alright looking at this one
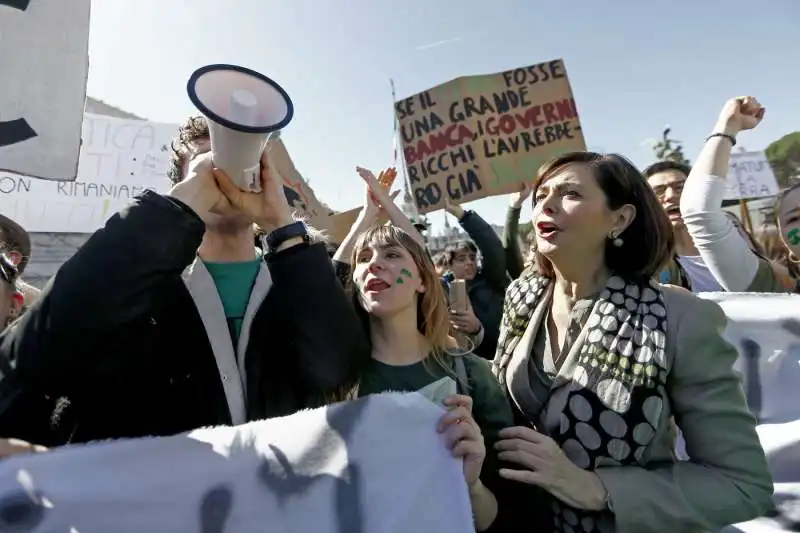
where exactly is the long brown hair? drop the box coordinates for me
[347,225,464,383]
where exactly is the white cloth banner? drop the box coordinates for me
[724,151,780,201]
[0,392,473,533]
[0,114,177,233]
[0,0,90,180]
[698,293,800,532]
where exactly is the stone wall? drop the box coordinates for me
[24,233,91,288]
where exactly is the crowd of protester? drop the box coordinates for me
[0,96,795,532]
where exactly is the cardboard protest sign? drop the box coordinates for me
[0,113,176,233]
[395,59,586,213]
[0,0,90,180]
[724,151,780,201]
[267,135,334,222]
[0,392,472,533]
[697,293,800,533]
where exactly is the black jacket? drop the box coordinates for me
[0,191,370,445]
[456,211,508,360]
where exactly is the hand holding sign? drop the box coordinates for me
[717,96,766,135]
[443,197,465,220]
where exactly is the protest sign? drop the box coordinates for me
[0,114,176,233]
[0,392,472,533]
[395,59,586,213]
[0,0,90,180]
[267,134,334,223]
[723,151,780,201]
[697,293,800,533]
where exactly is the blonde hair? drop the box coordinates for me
[348,225,464,382]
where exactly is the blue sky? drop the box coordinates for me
[86,0,800,231]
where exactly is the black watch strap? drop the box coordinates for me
[263,221,309,252]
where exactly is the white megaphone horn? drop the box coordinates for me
[187,64,294,193]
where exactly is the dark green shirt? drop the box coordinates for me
[358,353,513,471]
[204,258,262,344]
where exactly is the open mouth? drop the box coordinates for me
[536,221,561,239]
[365,278,391,292]
[665,205,682,218]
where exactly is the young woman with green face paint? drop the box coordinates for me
[777,184,800,255]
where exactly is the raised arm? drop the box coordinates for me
[446,201,507,292]
[333,167,400,265]
[0,191,204,383]
[503,183,532,280]
[356,167,425,247]
[267,240,370,393]
[680,97,786,291]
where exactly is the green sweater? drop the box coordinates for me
[358,353,514,525]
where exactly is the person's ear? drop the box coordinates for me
[609,204,636,236]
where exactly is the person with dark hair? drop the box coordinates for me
[442,200,507,360]
[0,116,369,449]
[642,160,712,291]
[492,152,772,532]
[0,254,23,330]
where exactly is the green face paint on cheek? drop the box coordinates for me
[401,268,413,279]
[395,277,404,284]
[788,228,800,246]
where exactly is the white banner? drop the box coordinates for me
[698,293,800,532]
[0,114,177,233]
[0,0,90,180]
[0,392,472,533]
[724,151,780,201]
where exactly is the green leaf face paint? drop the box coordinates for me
[788,228,800,246]
[395,277,404,284]
[401,268,413,279]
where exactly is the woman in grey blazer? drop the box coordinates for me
[492,152,773,532]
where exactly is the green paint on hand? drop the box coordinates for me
[401,268,413,279]
[788,228,800,246]
[396,277,404,284]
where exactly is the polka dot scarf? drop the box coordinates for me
[493,269,669,532]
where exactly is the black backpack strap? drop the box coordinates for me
[453,356,471,395]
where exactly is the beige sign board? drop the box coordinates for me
[395,59,586,214]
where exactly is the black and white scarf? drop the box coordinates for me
[493,268,670,533]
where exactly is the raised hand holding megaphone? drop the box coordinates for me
[187,64,294,193]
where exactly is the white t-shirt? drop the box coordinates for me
[677,255,723,293]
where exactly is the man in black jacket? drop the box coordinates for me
[0,118,370,448]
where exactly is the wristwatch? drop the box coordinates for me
[263,221,309,253]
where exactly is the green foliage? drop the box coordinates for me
[651,128,691,166]
[765,131,800,188]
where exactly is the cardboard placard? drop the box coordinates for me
[395,59,586,213]
[268,136,334,223]
[0,0,90,180]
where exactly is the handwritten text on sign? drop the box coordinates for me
[724,151,780,201]
[395,60,586,213]
[0,114,175,233]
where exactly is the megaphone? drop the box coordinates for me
[187,64,294,193]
